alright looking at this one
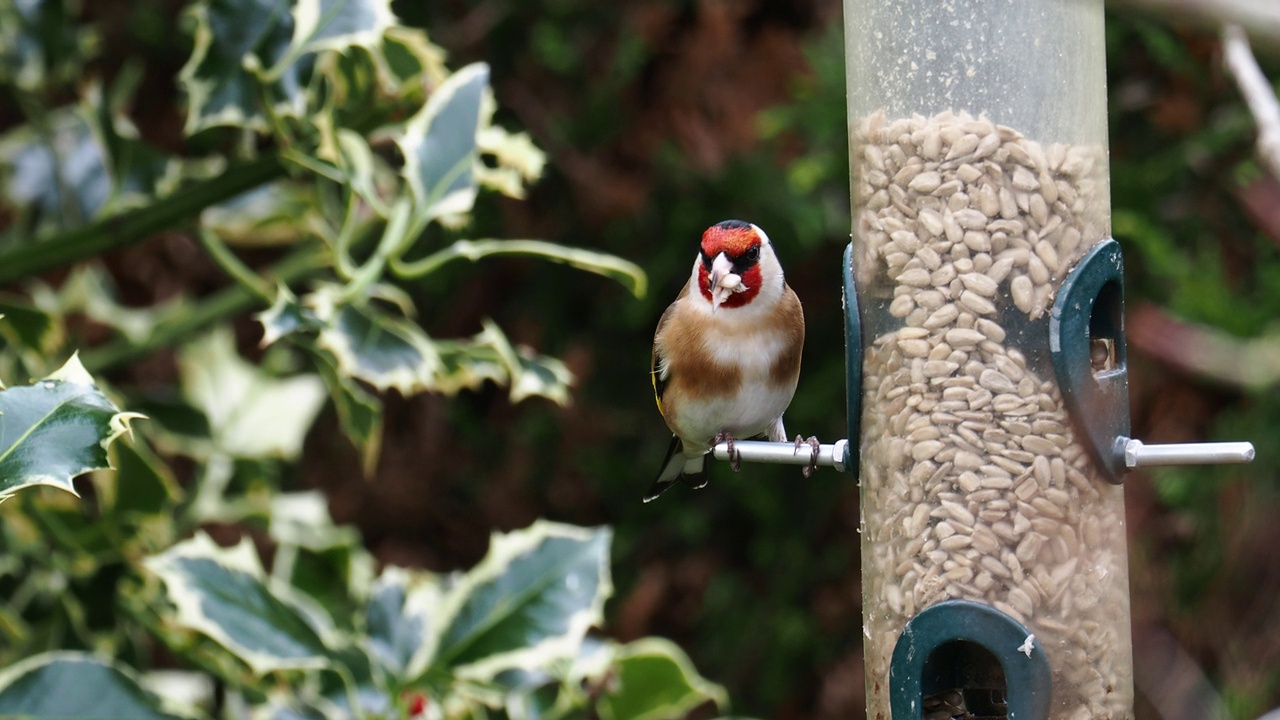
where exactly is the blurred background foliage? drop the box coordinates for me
[1,0,1279,717]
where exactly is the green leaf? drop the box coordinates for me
[599,639,729,720]
[145,532,333,674]
[0,652,188,719]
[366,566,444,676]
[0,353,142,500]
[288,0,394,56]
[433,521,612,679]
[312,297,440,394]
[178,327,327,459]
[179,0,304,133]
[396,62,488,222]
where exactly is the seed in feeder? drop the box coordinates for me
[973,132,1001,160]
[1022,435,1060,456]
[909,171,942,193]
[889,294,915,317]
[1011,275,1034,313]
[959,290,996,315]
[895,267,931,287]
[946,133,981,160]
[956,163,983,183]
[923,304,960,329]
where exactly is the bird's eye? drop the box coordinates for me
[743,245,760,262]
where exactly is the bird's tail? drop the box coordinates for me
[644,435,708,503]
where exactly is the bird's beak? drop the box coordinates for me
[708,253,742,313]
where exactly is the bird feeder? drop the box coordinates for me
[837,0,1253,718]
[710,0,1253,718]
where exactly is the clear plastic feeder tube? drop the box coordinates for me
[842,0,1134,718]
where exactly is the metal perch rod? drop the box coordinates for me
[712,439,849,473]
[709,438,1254,473]
[1123,439,1255,468]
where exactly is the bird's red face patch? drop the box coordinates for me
[698,264,762,308]
[697,222,764,309]
[700,223,758,259]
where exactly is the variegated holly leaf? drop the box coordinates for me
[0,295,64,358]
[396,62,488,224]
[429,521,611,680]
[99,436,183,516]
[145,532,334,674]
[179,0,305,133]
[366,566,445,677]
[481,321,573,406]
[475,125,546,199]
[0,99,169,233]
[38,264,191,344]
[438,320,573,405]
[0,652,189,719]
[201,181,316,246]
[598,639,729,720]
[392,238,647,298]
[0,108,110,229]
[256,286,321,347]
[335,128,392,216]
[372,25,447,95]
[177,328,326,459]
[312,297,440,394]
[435,319,570,404]
[0,354,141,500]
[0,0,91,92]
[314,349,383,477]
[287,0,394,57]
[269,491,373,618]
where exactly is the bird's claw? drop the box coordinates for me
[793,435,821,478]
[715,431,741,472]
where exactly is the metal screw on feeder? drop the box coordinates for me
[706,0,1256,718]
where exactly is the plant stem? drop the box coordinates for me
[198,229,276,302]
[0,155,284,288]
[80,241,326,373]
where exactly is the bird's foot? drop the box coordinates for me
[794,435,821,478]
[715,431,741,472]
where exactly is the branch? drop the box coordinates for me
[0,156,284,288]
[1223,23,1280,181]
[1128,302,1280,390]
[1111,0,1280,45]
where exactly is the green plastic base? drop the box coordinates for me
[890,600,1052,719]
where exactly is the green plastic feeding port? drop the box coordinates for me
[1049,238,1129,485]
[890,600,1052,720]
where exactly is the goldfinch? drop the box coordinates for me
[646,220,806,502]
